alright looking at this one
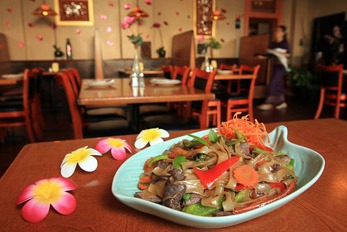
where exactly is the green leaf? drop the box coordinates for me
[148,154,168,167]
[173,155,187,169]
[188,134,209,146]
[208,129,218,143]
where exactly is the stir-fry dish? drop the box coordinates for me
[135,114,298,216]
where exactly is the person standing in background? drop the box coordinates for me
[322,25,345,65]
[258,25,290,110]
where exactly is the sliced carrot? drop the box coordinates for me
[138,175,152,190]
[138,183,149,190]
[256,159,267,167]
[168,146,191,159]
[233,165,259,188]
[144,158,154,173]
[218,113,269,149]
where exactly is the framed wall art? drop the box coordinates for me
[54,0,94,26]
[194,0,214,36]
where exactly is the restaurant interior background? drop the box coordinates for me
[1,0,346,65]
[0,0,346,159]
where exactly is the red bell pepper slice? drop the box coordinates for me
[269,182,286,191]
[194,156,240,189]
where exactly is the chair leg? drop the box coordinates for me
[248,100,254,122]
[226,100,231,121]
[334,94,341,119]
[314,89,325,119]
[216,101,221,127]
[24,114,36,143]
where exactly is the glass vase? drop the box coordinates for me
[131,45,144,87]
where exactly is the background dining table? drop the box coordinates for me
[0,118,346,231]
[78,78,215,129]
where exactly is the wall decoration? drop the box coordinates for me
[195,0,213,36]
[54,0,94,26]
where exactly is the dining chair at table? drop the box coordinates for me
[65,69,127,123]
[162,65,174,79]
[0,69,36,143]
[219,63,239,93]
[189,68,219,128]
[223,64,260,122]
[172,65,190,85]
[0,67,44,140]
[142,68,217,130]
[314,64,347,119]
[55,72,134,139]
[138,65,178,117]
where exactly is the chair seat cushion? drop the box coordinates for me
[142,114,200,131]
[84,107,127,122]
[139,103,172,117]
[83,119,134,138]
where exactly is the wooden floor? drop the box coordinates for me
[0,95,346,177]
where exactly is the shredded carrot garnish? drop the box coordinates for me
[233,165,259,188]
[218,113,269,149]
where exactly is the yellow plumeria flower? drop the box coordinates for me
[134,128,169,149]
[60,146,102,178]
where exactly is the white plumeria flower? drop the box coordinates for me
[134,128,169,149]
[60,146,102,178]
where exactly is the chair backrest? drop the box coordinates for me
[240,64,260,101]
[65,69,80,98]
[189,68,216,93]
[319,64,345,93]
[173,65,190,85]
[55,71,84,139]
[71,68,82,90]
[21,69,30,113]
[162,65,174,79]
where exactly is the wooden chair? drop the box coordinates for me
[162,65,174,79]
[0,69,35,143]
[141,68,216,130]
[314,64,347,119]
[55,72,133,139]
[172,65,190,85]
[139,65,177,117]
[225,64,260,122]
[190,68,219,128]
[219,63,239,93]
[65,69,127,122]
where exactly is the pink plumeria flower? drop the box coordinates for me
[96,138,132,160]
[16,177,77,223]
[60,146,102,178]
[135,128,169,149]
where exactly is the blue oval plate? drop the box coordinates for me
[111,126,325,228]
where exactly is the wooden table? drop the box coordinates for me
[0,78,21,86]
[78,78,215,128]
[118,69,164,76]
[0,119,346,231]
[215,73,255,81]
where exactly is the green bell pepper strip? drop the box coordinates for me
[173,155,187,169]
[148,154,168,167]
[194,156,240,189]
[182,203,219,216]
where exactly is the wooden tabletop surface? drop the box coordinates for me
[78,78,215,106]
[0,118,346,231]
[119,69,164,76]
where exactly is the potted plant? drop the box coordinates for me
[289,66,319,99]
[152,22,166,58]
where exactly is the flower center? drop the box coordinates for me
[107,138,125,148]
[66,148,90,164]
[33,180,63,204]
[142,129,160,141]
